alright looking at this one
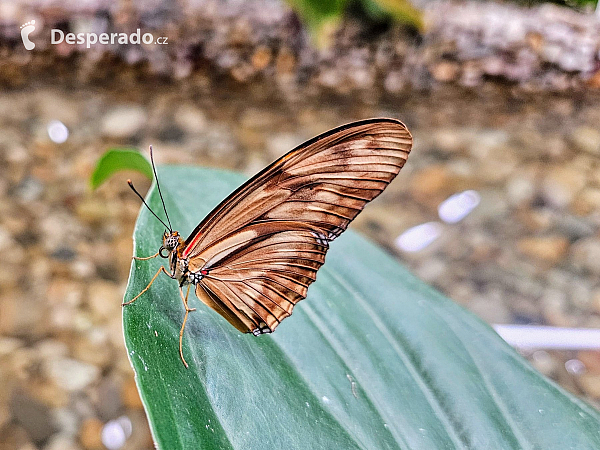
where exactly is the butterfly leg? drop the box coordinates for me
[132,251,160,260]
[122,266,168,306]
[178,284,195,368]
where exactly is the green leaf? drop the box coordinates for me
[285,0,348,47]
[90,148,153,189]
[364,0,423,29]
[124,166,600,449]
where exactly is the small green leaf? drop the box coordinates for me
[285,0,349,47]
[364,0,423,29]
[124,166,600,449]
[90,148,153,189]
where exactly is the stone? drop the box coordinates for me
[570,238,600,276]
[0,290,48,338]
[530,350,558,377]
[577,351,600,375]
[52,407,79,438]
[76,198,114,225]
[540,165,586,208]
[101,106,147,139]
[517,235,569,265]
[505,171,537,207]
[80,417,104,450]
[45,358,100,392]
[10,390,57,444]
[466,190,509,223]
[578,374,600,399]
[468,291,512,324]
[541,288,573,327]
[122,376,144,410]
[86,281,121,322]
[96,375,123,420]
[0,337,24,357]
[44,433,81,450]
[408,166,451,205]
[173,104,207,135]
[266,133,301,159]
[251,46,272,70]
[431,61,459,82]
[571,126,600,156]
[573,188,600,216]
[73,328,113,368]
[593,290,600,315]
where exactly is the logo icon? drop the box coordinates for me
[20,20,35,50]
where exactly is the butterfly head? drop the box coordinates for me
[159,230,183,258]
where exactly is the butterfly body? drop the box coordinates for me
[126,118,413,366]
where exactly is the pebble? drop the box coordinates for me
[517,236,569,265]
[80,417,104,450]
[101,106,147,139]
[469,293,512,324]
[86,281,122,322]
[10,391,57,444]
[45,358,100,392]
[541,165,586,209]
[571,126,600,156]
[577,351,600,375]
[570,238,600,276]
[578,374,600,399]
[122,380,144,411]
[44,433,81,450]
[173,104,208,135]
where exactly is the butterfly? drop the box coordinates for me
[124,118,412,367]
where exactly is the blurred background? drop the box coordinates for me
[1,0,600,448]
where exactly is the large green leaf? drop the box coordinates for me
[123,166,600,449]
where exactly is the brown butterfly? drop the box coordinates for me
[124,118,412,367]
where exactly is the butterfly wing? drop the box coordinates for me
[185,118,412,334]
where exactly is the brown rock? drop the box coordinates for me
[86,281,121,322]
[79,417,104,450]
[517,236,569,265]
[570,238,600,275]
[572,188,600,216]
[409,166,466,206]
[73,329,114,368]
[571,126,600,156]
[593,290,600,315]
[0,291,48,338]
[577,351,600,375]
[251,46,272,70]
[541,165,587,208]
[45,358,100,392]
[578,374,600,399]
[173,104,207,135]
[122,376,144,410]
[431,61,459,82]
[276,47,295,75]
[45,433,81,450]
[76,198,114,225]
[10,390,57,444]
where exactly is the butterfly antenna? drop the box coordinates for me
[149,145,173,232]
[127,179,171,231]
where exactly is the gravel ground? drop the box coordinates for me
[0,80,599,449]
[0,0,600,448]
[1,0,600,91]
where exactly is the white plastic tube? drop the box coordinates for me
[493,324,600,350]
